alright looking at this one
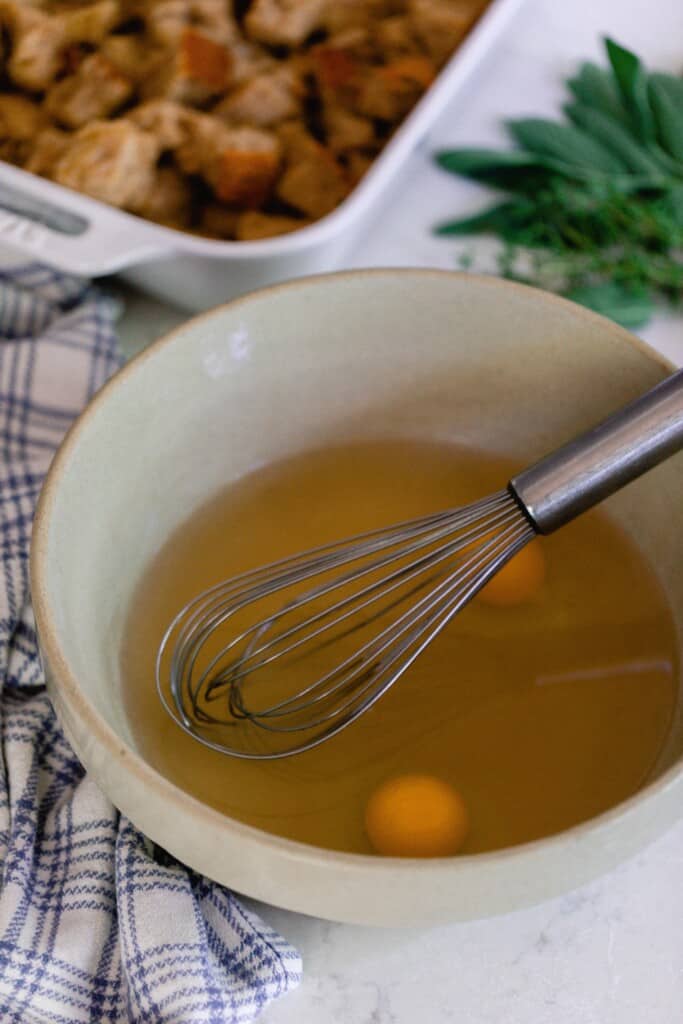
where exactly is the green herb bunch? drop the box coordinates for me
[434,38,683,328]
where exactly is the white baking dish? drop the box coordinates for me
[0,0,524,310]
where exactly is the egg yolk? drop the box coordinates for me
[364,774,469,857]
[477,539,546,607]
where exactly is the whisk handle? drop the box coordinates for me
[510,368,683,534]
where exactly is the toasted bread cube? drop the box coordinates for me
[245,0,327,48]
[215,149,279,206]
[143,28,232,104]
[45,54,133,129]
[325,26,374,59]
[408,0,479,65]
[24,127,70,176]
[323,104,374,154]
[102,35,165,82]
[133,165,191,225]
[375,16,422,60]
[0,94,45,141]
[355,56,435,120]
[0,94,45,163]
[1,2,65,90]
[146,0,237,47]
[213,128,281,207]
[130,99,193,150]
[1,0,121,90]
[146,0,190,45]
[199,202,238,239]
[181,28,232,90]
[173,110,216,173]
[323,0,393,34]
[54,120,160,209]
[227,38,275,86]
[276,125,349,218]
[173,110,236,174]
[276,157,349,218]
[346,149,373,185]
[235,210,307,240]
[214,67,302,128]
[61,0,121,45]
[311,44,359,91]
[174,116,280,207]
[385,56,437,89]
[194,0,236,39]
[323,1,368,33]
[276,120,317,160]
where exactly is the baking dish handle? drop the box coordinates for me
[0,163,169,275]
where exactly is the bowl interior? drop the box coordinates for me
[34,271,683,922]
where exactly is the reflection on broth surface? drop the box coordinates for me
[122,440,678,855]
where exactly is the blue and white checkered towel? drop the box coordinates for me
[0,264,301,1023]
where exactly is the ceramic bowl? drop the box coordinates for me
[31,271,683,926]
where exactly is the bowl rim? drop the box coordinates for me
[30,267,681,883]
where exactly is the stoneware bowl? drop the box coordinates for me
[31,270,683,927]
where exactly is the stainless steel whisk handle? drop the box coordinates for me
[510,368,683,534]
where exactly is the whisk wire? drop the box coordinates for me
[226,510,529,722]
[207,493,522,693]
[157,488,535,756]
[165,509,468,717]
[169,494,507,714]
[228,517,532,734]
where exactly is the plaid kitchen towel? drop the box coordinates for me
[0,264,301,1024]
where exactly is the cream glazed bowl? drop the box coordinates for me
[31,270,683,927]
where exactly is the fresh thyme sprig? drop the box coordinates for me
[434,38,683,328]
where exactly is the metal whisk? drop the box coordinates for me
[157,369,683,759]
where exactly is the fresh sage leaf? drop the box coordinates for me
[435,199,536,238]
[435,149,540,172]
[506,118,626,174]
[435,148,543,176]
[564,102,669,178]
[648,74,683,161]
[435,149,555,193]
[605,37,656,142]
[568,62,629,125]
[434,146,597,191]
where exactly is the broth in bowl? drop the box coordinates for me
[121,437,678,856]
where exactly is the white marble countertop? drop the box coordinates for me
[100,0,683,1020]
